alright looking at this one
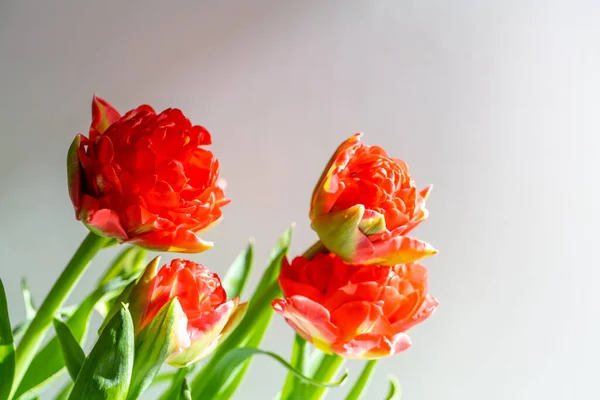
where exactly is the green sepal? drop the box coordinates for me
[127,298,187,400]
[310,205,365,262]
[0,279,15,400]
[69,305,134,400]
[52,318,85,381]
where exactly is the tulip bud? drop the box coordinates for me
[310,133,437,265]
[124,257,247,368]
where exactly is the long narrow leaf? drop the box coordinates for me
[15,279,134,398]
[53,318,85,381]
[0,279,15,400]
[202,348,347,399]
[190,226,293,398]
[222,241,254,299]
[69,306,134,400]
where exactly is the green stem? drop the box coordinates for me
[281,334,309,399]
[344,360,377,400]
[306,353,345,400]
[11,232,109,397]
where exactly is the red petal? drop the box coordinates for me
[84,208,128,240]
[272,296,340,346]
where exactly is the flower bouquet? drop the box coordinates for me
[0,96,438,400]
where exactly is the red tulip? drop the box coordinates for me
[310,133,436,265]
[67,96,229,252]
[128,257,247,367]
[272,253,438,359]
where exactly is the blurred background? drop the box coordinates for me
[0,1,598,399]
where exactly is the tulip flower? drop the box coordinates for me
[310,133,437,265]
[67,96,229,253]
[272,253,438,359]
[127,257,247,367]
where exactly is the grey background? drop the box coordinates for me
[1,1,598,399]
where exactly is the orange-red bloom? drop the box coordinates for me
[310,133,436,265]
[129,258,247,367]
[67,96,229,252]
[272,253,438,359]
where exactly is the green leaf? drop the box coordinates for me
[69,305,134,400]
[178,378,192,400]
[127,299,186,400]
[202,348,347,399]
[344,360,377,400]
[189,226,294,398]
[21,279,36,320]
[54,382,73,400]
[385,376,401,400]
[53,318,85,381]
[0,279,16,400]
[14,279,134,398]
[222,241,254,299]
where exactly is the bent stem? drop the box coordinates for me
[11,232,110,397]
[344,360,377,400]
[306,353,345,400]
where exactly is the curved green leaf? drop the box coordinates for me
[222,241,254,299]
[385,376,401,400]
[202,347,347,399]
[0,279,15,400]
[69,306,134,400]
[53,318,85,381]
[190,226,293,398]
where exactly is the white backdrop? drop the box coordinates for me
[0,1,598,399]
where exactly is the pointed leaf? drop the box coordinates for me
[15,279,134,398]
[0,279,15,400]
[21,279,36,320]
[127,299,187,400]
[53,319,85,381]
[69,306,134,400]
[385,376,401,400]
[178,378,192,400]
[222,241,254,299]
[202,348,347,399]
